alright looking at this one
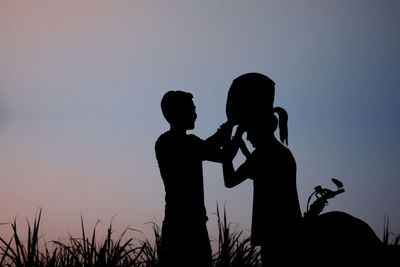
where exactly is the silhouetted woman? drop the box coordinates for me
[222,107,302,265]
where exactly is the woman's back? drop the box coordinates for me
[250,139,302,246]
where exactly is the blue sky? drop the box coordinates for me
[1,1,399,243]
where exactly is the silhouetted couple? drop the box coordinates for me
[155,73,302,267]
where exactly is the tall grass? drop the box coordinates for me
[50,216,145,267]
[383,215,400,246]
[0,209,42,267]
[213,205,261,267]
[1,208,398,267]
[0,210,155,267]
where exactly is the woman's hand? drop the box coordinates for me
[238,138,251,160]
[232,124,245,141]
[221,124,246,161]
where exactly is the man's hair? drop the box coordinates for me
[161,90,193,124]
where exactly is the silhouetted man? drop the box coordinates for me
[155,90,228,267]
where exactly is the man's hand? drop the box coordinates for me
[215,121,235,145]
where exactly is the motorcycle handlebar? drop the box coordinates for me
[335,188,345,195]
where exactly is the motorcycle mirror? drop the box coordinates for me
[314,185,323,194]
[332,178,343,189]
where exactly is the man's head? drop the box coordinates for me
[161,90,197,130]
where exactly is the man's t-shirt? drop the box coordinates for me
[155,131,208,222]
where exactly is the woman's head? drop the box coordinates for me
[243,107,288,147]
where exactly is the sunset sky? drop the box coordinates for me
[1,1,399,244]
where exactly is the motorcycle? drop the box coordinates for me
[300,178,384,263]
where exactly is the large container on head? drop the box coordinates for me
[226,73,276,125]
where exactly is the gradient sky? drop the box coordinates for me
[1,1,399,245]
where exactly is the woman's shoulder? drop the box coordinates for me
[280,142,293,154]
[253,140,296,161]
[268,140,296,165]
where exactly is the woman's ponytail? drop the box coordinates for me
[273,107,288,146]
